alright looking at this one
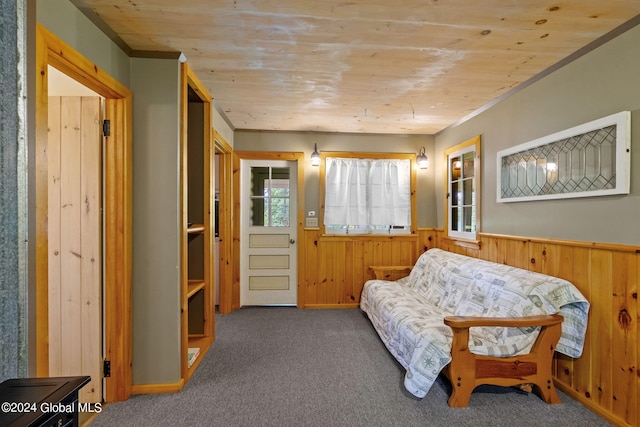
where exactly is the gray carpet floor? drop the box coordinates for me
[90,307,611,427]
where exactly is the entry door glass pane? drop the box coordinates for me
[249,166,290,227]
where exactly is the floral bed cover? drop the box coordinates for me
[360,248,590,398]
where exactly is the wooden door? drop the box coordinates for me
[47,96,102,403]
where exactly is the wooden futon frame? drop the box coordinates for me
[370,266,564,407]
[443,313,563,407]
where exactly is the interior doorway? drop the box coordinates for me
[214,133,233,313]
[35,24,133,402]
[47,67,104,403]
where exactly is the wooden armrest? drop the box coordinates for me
[445,313,564,407]
[369,265,413,280]
[444,314,563,329]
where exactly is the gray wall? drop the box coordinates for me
[35,0,183,385]
[213,105,234,148]
[37,0,130,86]
[234,131,437,228]
[130,58,182,385]
[435,23,640,246]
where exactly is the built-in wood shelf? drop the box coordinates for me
[187,224,205,234]
[186,335,213,377]
[181,62,214,385]
[187,280,205,299]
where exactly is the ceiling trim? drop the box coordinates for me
[233,128,427,138]
[69,0,132,55]
[71,0,234,128]
[129,50,182,59]
[70,0,182,60]
[437,12,640,137]
[213,101,236,132]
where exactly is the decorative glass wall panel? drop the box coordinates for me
[497,111,631,203]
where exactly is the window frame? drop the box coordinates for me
[248,167,292,227]
[319,152,417,236]
[443,135,482,248]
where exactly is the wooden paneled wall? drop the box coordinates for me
[300,228,640,427]
[299,230,438,308]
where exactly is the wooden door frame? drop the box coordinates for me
[214,132,234,314]
[35,24,133,402]
[228,152,305,312]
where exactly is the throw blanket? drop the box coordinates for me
[360,248,590,398]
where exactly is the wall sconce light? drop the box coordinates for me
[311,143,321,166]
[416,147,429,169]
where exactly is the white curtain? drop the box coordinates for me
[324,158,410,231]
[324,158,369,226]
[368,159,411,226]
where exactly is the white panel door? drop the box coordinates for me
[240,160,297,305]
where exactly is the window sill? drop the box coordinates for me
[319,233,418,240]
[442,236,482,250]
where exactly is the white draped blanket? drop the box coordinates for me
[360,248,590,398]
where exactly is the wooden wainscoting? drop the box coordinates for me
[300,229,440,308]
[437,231,639,427]
[301,227,639,426]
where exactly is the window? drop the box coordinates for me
[320,152,416,235]
[444,136,481,244]
[249,166,291,227]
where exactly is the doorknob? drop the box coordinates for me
[290,239,295,244]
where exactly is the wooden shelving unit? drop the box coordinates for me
[180,63,215,381]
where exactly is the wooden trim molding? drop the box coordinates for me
[443,135,482,243]
[214,134,234,314]
[131,379,185,395]
[36,24,133,402]
[441,236,481,250]
[34,24,49,379]
[304,304,360,309]
[479,232,640,253]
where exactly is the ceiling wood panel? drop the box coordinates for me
[79,0,640,134]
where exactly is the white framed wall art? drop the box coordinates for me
[497,111,631,203]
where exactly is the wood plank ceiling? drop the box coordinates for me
[77,1,640,134]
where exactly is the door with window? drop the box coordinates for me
[240,160,297,305]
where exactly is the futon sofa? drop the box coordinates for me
[360,248,589,406]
